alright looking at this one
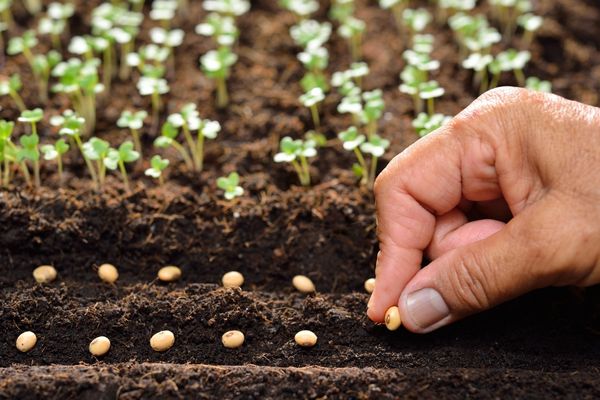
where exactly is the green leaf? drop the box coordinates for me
[18,108,44,123]
[118,141,140,163]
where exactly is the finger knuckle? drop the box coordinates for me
[446,250,494,312]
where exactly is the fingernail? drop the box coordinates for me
[405,288,450,330]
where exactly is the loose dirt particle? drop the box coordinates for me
[385,306,401,331]
[364,278,375,294]
[292,275,316,293]
[295,330,318,347]
[158,266,182,282]
[16,331,37,352]
[222,330,245,348]
[222,271,244,288]
[150,330,175,352]
[89,336,111,356]
[97,264,119,283]
[33,265,57,284]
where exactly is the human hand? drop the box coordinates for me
[368,87,600,333]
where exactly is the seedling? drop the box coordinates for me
[274,136,317,186]
[144,155,170,185]
[378,0,407,30]
[290,19,331,50]
[517,13,542,45]
[196,13,239,47]
[419,80,445,116]
[7,30,38,71]
[493,49,531,86]
[17,108,43,188]
[0,120,15,187]
[361,89,384,138]
[200,47,238,108]
[154,121,194,170]
[203,0,251,17]
[137,76,169,127]
[150,0,178,28]
[167,103,221,171]
[462,52,493,93]
[0,74,26,111]
[399,65,427,113]
[338,16,365,61]
[0,0,13,27]
[280,0,319,20]
[299,87,325,131]
[412,34,434,54]
[338,126,388,186]
[402,8,431,41]
[40,139,69,184]
[31,50,62,103]
[359,134,389,186]
[117,110,147,155]
[38,2,74,49]
[150,27,184,72]
[103,141,140,192]
[525,76,552,93]
[298,46,329,92]
[489,0,532,39]
[83,137,111,188]
[436,0,476,22]
[216,172,244,200]
[412,112,452,137]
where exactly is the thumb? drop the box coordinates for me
[397,196,585,333]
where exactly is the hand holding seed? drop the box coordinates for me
[369,88,600,333]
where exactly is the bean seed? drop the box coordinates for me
[150,330,175,352]
[89,336,111,356]
[158,266,181,282]
[385,306,401,331]
[98,264,119,283]
[364,278,375,294]
[292,275,315,293]
[222,271,244,288]
[16,331,37,352]
[222,330,245,348]
[294,330,318,347]
[33,265,57,284]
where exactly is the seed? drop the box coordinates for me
[33,265,57,284]
[364,278,375,294]
[150,330,175,352]
[222,330,245,348]
[89,336,111,356]
[222,271,244,288]
[158,266,181,282]
[292,275,316,293]
[385,306,402,331]
[98,264,119,283]
[295,330,318,347]
[16,331,37,352]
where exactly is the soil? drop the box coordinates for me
[1,0,600,398]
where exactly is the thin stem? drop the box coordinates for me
[170,140,194,169]
[427,98,435,116]
[3,158,10,187]
[57,156,63,186]
[74,134,99,189]
[118,159,130,192]
[310,104,320,131]
[369,156,378,188]
[216,77,228,109]
[353,147,368,185]
[33,159,40,188]
[299,155,311,186]
[181,124,199,169]
[103,44,113,94]
[20,162,31,187]
[151,91,161,133]
[514,69,525,87]
[131,128,142,157]
[195,132,205,171]
[158,174,164,186]
[367,120,377,139]
[291,159,306,186]
[489,72,500,89]
[10,90,26,111]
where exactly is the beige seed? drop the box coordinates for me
[221,330,245,349]
[364,278,375,294]
[150,330,175,352]
[16,331,37,352]
[222,271,244,288]
[294,330,318,347]
[98,264,119,283]
[89,336,111,356]
[158,266,181,282]
[292,275,316,294]
[33,265,57,284]
[385,306,402,331]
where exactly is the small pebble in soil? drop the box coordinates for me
[364,278,375,294]
[16,331,37,352]
[292,275,316,293]
[97,264,119,283]
[158,266,182,282]
[33,265,57,284]
[385,306,402,331]
[150,330,175,352]
[89,336,111,356]
[295,330,318,347]
[222,271,244,288]
[222,330,245,348]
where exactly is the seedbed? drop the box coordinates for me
[1,0,600,398]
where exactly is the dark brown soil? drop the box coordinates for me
[1,0,600,398]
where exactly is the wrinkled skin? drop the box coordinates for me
[368,87,600,333]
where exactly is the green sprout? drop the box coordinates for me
[117,110,147,155]
[40,139,69,184]
[339,127,389,186]
[359,134,389,186]
[38,2,74,50]
[280,0,319,20]
[145,155,170,185]
[32,50,62,103]
[492,49,531,87]
[290,19,332,49]
[517,13,542,45]
[412,112,452,137]
[0,74,26,111]
[525,76,552,93]
[0,120,15,187]
[378,0,408,30]
[436,0,476,22]
[7,30,39,78]
[137,75,169,128]
[412,34,434,54]
[0,0,13,28]
[338,16,365,61]
[166,103,221,171]
[489,0,532,39]
[402,8,432,40]
[150,0,178,28]
[200,47,238,108]
[462,52,493,93]
[399,65,427,113]
[150,27,184,72]
[449,13,500,59]
[361,89,385,138]
[196,13,240,47]
[299,87,325,131]
[274,136,317,186]
[217,172,244,200]
[203,0,250,17]
[22,0,41,14]
[419,80,445,116]
[16,131,40,189]
[154,121,194,169]
[83,137,112,189]
[329,0,354,23]
[298,46,329,92]
[103,141,140,192]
